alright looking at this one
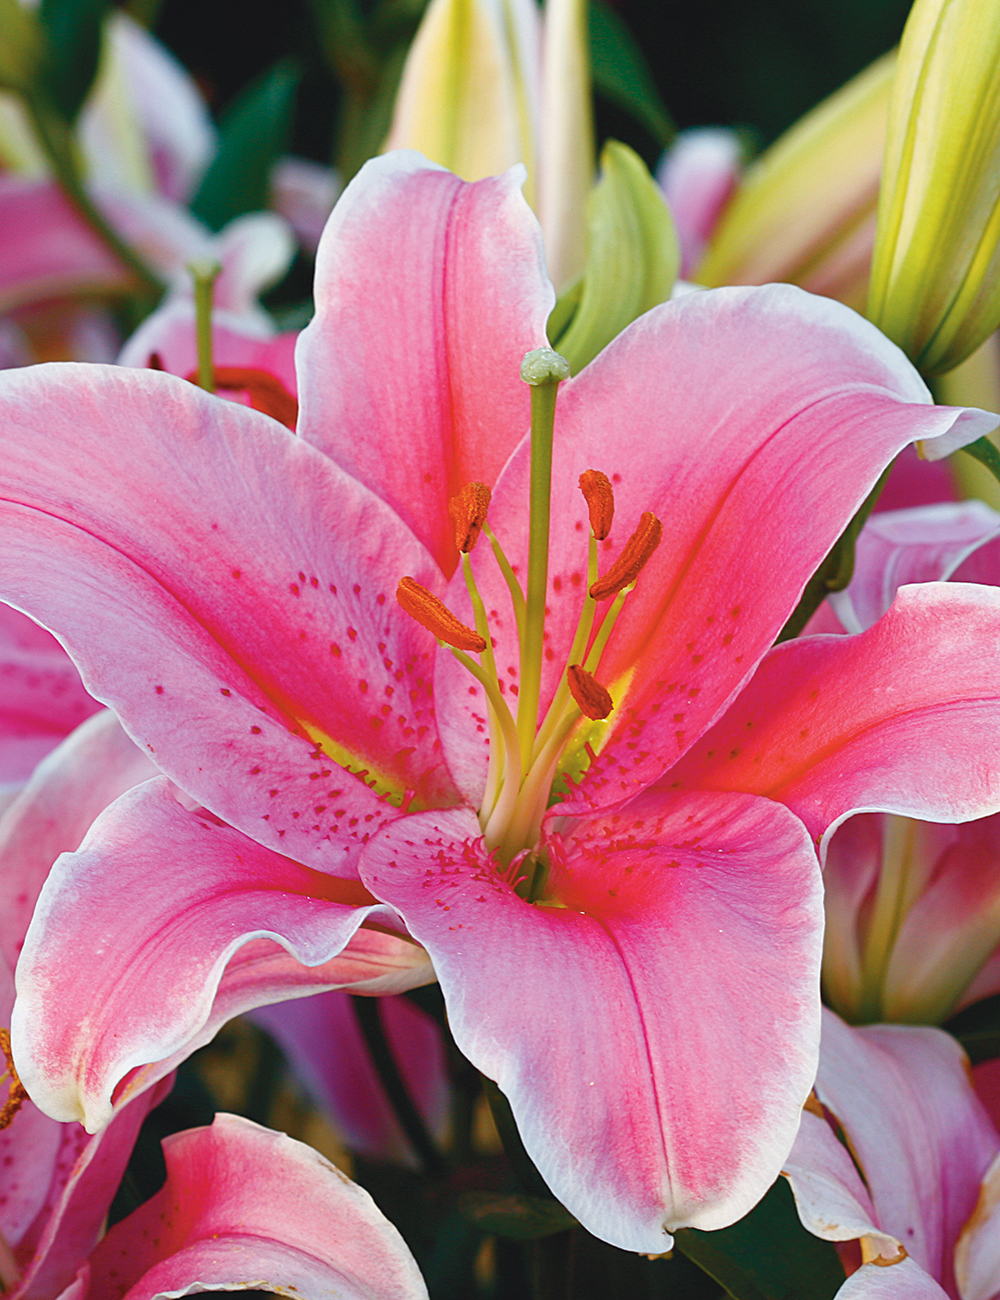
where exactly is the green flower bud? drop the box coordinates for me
[549,140,678,374]
[868,0,1000,376]
[0,0,43,94]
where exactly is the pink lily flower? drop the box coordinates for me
[0,709,168,1300]
[783,1008,1000,1299]
[802,501,1000,1024]
[67,1112,430,1300]
[2,153,1000,1252]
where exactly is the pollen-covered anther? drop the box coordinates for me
[449,482,492,553]
[0,1028,27,1130]
[396,577,487,652]
[567,664,614,720]
[578,469,614,540]
[589,512,663,600]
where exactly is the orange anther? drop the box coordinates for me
[396,578,487,652]
[578,470,614,540]
[567,664,614,720]
[0,1029,26,1131]
[183,366,299,430]
[449,482,492,553]
[589,512,663,601]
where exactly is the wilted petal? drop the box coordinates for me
[13,779,429,1131]
[668,583,1000,847]
[296,151,552,572]
[84,1114,429,1300]
[360,790,822,1252]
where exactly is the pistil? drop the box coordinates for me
[394,348,664,879]
[518,348,571,770]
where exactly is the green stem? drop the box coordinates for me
[22,89,164,303]
[189,260,221,393]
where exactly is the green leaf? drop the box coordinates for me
[944,992,1000,1064]
[549,139,679,374]
[37,0,108,120]
[458,1191,578,1241]
[958,435,1000,493]
[588,0,675,148]
[674,1178,845,1300]
[190,59,300,233]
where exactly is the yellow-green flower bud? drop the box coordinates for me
[383,0,539,203]
[868,0,1000,376]
[0,0,43,95]
[549,140,678,373]
[696,51,894,313]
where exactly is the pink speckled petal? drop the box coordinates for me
[296,151,552,573]
[359,789,822,1252]
[12,779,429,1131]
[0,363,458,873]
[668,583,1000,847]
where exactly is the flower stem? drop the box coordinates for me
[22,89,165,303]
[189,259,221,393]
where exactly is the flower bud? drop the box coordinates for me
[696,51,893,313]
[550,141,678,374]
[383,0,540,202]
[0,0,43,94]
[868,0,1000,376]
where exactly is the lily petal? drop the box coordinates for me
[13,778,430,1131]
[83,1114,429,1300]
[359,789,822,1252]
[296,151,552,572]
[667,583,1000,848]
[0,604,98,789]
[0,363,457,870]
[814,1011,998,1290]
[0,709,156,970]
[955,1151,1000,1300]
[826,501,1000,634]
[437,284,995,803]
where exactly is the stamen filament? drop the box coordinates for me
[518,348,570,771]
[583,583,634,673]
[483,522,526,641]
[500,707,582,862]
[462,553,505,819]
[449,647,523,841]
[534,533,599,759]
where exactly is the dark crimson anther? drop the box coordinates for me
[183,366,299,430]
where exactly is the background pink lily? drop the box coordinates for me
[803,500,1000,1024]
[2,152,1000,1253]
[783,1008,1000,1299]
